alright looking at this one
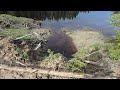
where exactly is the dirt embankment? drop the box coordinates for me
[0,14,120,79]
[0,30,117,79]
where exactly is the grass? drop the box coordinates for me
[45,49,62,60]
[39,49,66,70]
[65,29,105,50]
[15,47,29,61]
[107,14,120,60]
[105,31,120,60]
[67,58,86,72]
[109,13,120,27]
[0,29,32,40]
[61,29,106,72]
[0,14,116,73]
[0,14,34,24]
[67,49,87,72]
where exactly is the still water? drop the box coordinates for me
[41,11,115,36]
[0,11,118,57]
[1,11,116,36]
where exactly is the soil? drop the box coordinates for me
[0,14,120,79]
[0,33,119,79]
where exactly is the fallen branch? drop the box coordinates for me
[15,61,27,67]
[84,60,100,66]
[34,42,42,50]
[80,50,103,66]
[15,34,32,40]
[33,32,39,39]
[82,50,101,59]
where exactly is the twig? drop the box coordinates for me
[33,32,39,38]
[81,50,101,60]
[15,61,27,67]
[84,60,100,66]
[34,42,42,50]
[15,34,32,40]
[15,32,46,50]
[85,50,100,58]
[80,50,102,66]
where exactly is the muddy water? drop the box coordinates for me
[46,31,77,58]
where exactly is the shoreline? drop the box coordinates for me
[0,14,119,79]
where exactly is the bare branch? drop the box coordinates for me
[34,42,42,50]
[15,34,32,40]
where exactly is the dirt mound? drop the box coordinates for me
[0,36,66,71]
[0,37,19,61]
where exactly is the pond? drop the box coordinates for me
[0,11,118,58]
[0,11,116,36]
[42,11,115,36]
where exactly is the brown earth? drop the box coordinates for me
[0,30,120,79]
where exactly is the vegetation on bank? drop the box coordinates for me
[107,13,120,60]
[0,29,31,39]
[0,14,41,29]
[0,13,120,75]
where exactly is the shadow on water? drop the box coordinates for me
[46,31,78,58]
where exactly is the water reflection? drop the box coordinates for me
[0,11,80,20]
[0,11,118,36]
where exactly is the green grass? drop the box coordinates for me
[0,29,32,40]
[45,49,62,60]
[66,48,87,72]
[105,31,120,60]
[107,14,120,60]
[0,14,33,24]
[72,48,87,59]
[109,13,120,27]
[67,58,86,72]
[15,47,29,60]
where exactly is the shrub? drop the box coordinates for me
[45,49,62,60]
[72,49,87,59]
[109,13,120,27]
[66,49,86,72]
[67,58,86,72]
[15,46,29,61]
[115,30,120,43]
[107,14,120,60]
[107,31,120,60]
